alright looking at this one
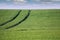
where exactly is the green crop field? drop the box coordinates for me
[0,9,60,40]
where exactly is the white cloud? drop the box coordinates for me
[13,0,27,2]
[34,0,41,2]
[6,0,26,2]
[52,0,60,1]
[6,0,11,1]
[12,0,27,5]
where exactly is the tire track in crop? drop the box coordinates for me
[0,10,22,26]
[5,10,31,29]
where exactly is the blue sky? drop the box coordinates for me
[0,0,60,9]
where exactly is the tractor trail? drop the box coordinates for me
[5,10,31,29]
[0,10,22,26]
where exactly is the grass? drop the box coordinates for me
[0,9,60,40]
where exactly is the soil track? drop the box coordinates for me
[0,10,22,26]
[5,10,31,29]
